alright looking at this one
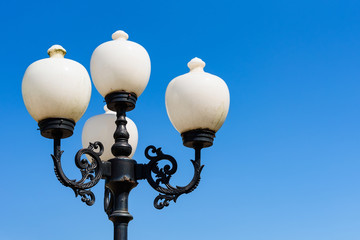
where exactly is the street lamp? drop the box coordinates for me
[22,30,230,240]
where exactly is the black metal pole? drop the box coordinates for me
[106,158,137,240]
[105,99,138,240]
[114,222,128,240]
[111,189,131,240]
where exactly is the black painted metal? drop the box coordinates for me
[134,163,147,180]
[143,145,204,209]
[111,106,132,157]
[181,129,216,148]
[51,138,105,205]
[105,157,138,240]
[105,91,135,157]
[104,92,138,240]
[105,91,137,112]
[38,118,75,139]
[102,161,112,179]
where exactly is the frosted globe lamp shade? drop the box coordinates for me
[90,30,151,98]
[82,106,138,160]
[165,58,230,147]
[22,45,92,124]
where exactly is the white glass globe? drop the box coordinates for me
[82,106,138,160]
[165,58,230,133]
[90,30,151,98]
[22,45,92,122]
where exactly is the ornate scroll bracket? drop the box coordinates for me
[144,145,204,209]
[51,139,104,206]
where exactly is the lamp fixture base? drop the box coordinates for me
[105,91,137,112]
[181,129,215,149]
[38,118,75,139]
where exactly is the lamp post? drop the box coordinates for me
[22,30,230,240]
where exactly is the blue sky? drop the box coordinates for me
[1,0,360,239]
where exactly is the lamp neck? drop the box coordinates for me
[111,105,132,157]
[104,91,137,158]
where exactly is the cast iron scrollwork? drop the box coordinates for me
[51,139,104,206]
[144,145,204,209]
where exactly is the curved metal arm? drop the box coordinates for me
[144,145,204,209]
[51,138,104,206]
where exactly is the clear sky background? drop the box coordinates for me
[1,0,360,240]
